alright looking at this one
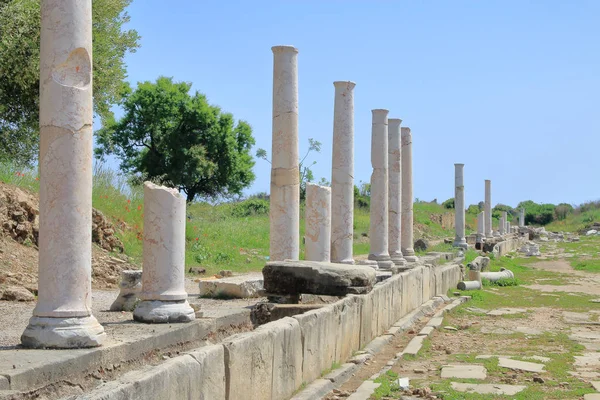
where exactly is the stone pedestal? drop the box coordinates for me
[270,45,300,262]
[519,208,525,227]
[133,182,194,323]
[21,0,105,349]
[484,180,493,238]
[330,81,355,264]
[368,110,394,270]
[388,118,406,266]
[476,211,485,247]
[453,164,467,249]
[305,183,332,262]
[401,127,418,263]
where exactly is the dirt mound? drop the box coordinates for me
[0,182,137,299]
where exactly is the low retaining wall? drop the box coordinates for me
[84,262,462,400]
[492,234,528,258]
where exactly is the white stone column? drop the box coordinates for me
[388,118,406,266]
[305,183,332,262]
[368,109,393,270]
[501,211,508,235]
[519,208,525,227]
[499,216,505,235]
[476,211,485,246]
[133,182,194,323]
[330,81,355,264]
[270,45,300,262]
[506,221,511,234]
[401,127,418,262]
[21,0,105,348]
[484,180,493,238]
[453,163,467,249]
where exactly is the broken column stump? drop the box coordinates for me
[262,260,377,298]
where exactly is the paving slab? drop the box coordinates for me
[591,381,600,391]
[426,316,444,328]
[440,364,487,380]
[402,335,426,356]
[487,308,527,316]
[574,353,600,368]
[498,357,545,373]
[524,355,551,363]
[584,394,600,400]
[347,380,381,400]
[515,326,543,335]
[418,326,434,336]
[476,355,511,360]
[450,382,527,395]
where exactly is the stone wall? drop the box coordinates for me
[492,234,528,258]
[85,262,462,400]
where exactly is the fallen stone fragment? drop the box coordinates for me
[591,381,600,391]
[262,260,376,296]
[498,357,545,373]
[450,382,526,395]
[481,268,514,282]
[584,394,600,400]
[199,273,264,298]
[347,380,381,400]
[441,364,487,380]
[487,308,527,316]
[110,270,142,311]
[514,326,543,335]
[188,267,206,275]
[444,326,458,331]
[1,286,35,302]
[457,280,481,290]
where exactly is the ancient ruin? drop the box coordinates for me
[388,118,406,266]
[269,45,300,262]
[133,182,194,323]
[304,183,332,262]
[330,81,356,264]
[484,180,493,238]
[453,163,467,249]
[401,127,419,262]
[21,0,105,349]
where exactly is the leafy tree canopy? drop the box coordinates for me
[0,0,140,165]
[95,76,256,202]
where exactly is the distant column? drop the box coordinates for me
[506,221,511,234]
[484,180,493,238]
[453,164,467,249]
[270,45,300,261]
[501,211,508,235]
[388,118,406,266]
[21,0,105,348]
[330,81,356,264]
[305,183,332,262]
[368,109,394,270]
[401,127,418,262]
[133,182,194,323]
[476,211,485,244]
[519,208,525,227]
[499,216,505,235]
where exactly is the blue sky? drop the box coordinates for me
[107,0,600,207]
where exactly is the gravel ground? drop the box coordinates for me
[0,278,264,348]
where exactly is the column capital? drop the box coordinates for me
[333,81,356,90]
[272,45,298,54]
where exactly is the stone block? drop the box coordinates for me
[294,306,336,384]
[441,364,487,380]
[187,345,226,399]
[269,317,303,399]
[263,260,376,296]
[334,296,361,363]
[450,382,526,395]
[498,357,544,373]
[198,273,264,298]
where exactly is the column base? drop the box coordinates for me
[21,315,106,349]
[390,253,407,266]
[452,239,468,250]
[356,260,379,269]
[376,260,395,270]
[133,300,195,324]
[331,259,355,265]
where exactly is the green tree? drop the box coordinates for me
[0,0,140,165]
[95,77,256,202]
[442,198,455,209]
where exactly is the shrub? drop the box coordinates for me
[231,199,269,217]
[442,198,455,209]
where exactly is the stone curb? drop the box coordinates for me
[293,295,455,400]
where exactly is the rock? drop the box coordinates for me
[519,242,541,256]
[188,267,206,275]
[468,256,490,271]
[92,209,124,252]
[413,368,426,374]
[110,270,142,311]
[414,238,429,252]
[1,286,35,301]
[587,230,598,236]
[533,376,545,383]
[199,273,264,298]
[262,260,376,296]
[219,270,233,277]
[444,326,458,331]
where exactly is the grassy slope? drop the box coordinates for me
[546,208,600,233]
[1,163,481,275]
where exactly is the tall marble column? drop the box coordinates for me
[453,164,467,249]
[519,208,525,227]
[484,180,493,238]
[476,211,485,246]
[133,182,194,323]
[388,118,406,266]
[270,45,300,261]
[21,0,105,348]
[305,183,332,262]
[330,81,356,264]
[401,127,418,262]
[368,109,393,270]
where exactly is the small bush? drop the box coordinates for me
[482,277,520,287]
[214,252,233,264]
[231,199,269,217]
[442,198,455,209]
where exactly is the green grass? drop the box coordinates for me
[1,161,460,276]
